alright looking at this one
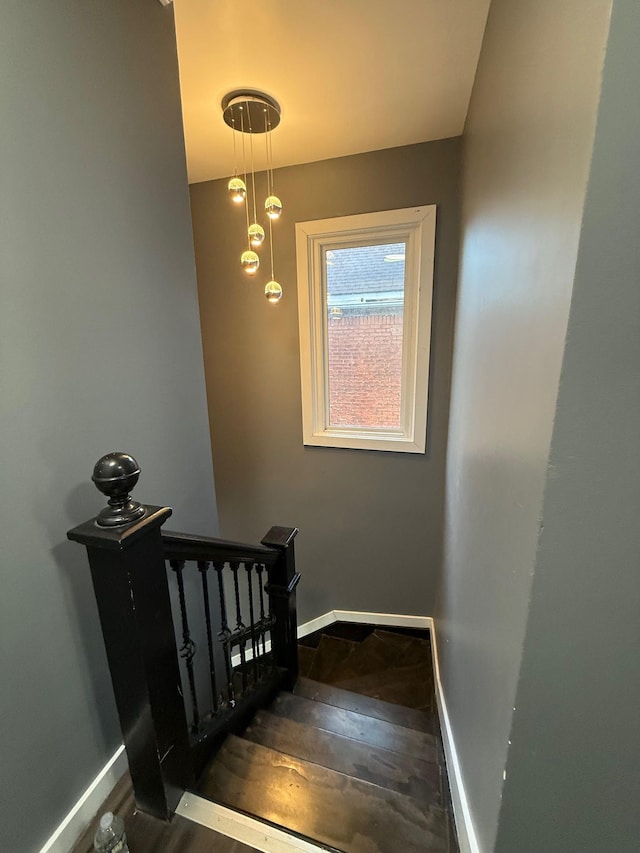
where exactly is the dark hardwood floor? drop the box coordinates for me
[72,624,456,853]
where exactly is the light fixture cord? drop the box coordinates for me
[265,109,275,280]
[249,115,258,226]
[269,207,275,280]
[240,106,250,248]
[268,121,275,197]
[231,114,238,178]
[264,112,272,198]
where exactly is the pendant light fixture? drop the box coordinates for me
[238,102,260,275]
[222,90,284,301]
[226,110,246,204]
[264,114,282,220]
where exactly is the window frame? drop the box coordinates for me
[295,205,436,453]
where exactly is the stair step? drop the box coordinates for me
[372,629,433,666]
[244,709,440,802]
[200,735,449,853]
[370,627,431,649]
[294,676,433,733]
[306,634,358,683]
[335,661,435,710]
[327,630,426,682]
[269,692,437,761]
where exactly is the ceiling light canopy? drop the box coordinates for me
[222,90,281,133]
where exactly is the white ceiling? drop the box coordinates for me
[174,0,491,184]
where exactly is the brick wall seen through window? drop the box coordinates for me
[326,242,405,429]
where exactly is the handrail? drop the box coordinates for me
[162,529,280,566]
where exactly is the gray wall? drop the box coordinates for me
[495,1,640,849]
[0,4,217,851]
[190,140,461,622]
[437,1,612,851]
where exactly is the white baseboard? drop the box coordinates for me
[45,609,477,853]
[38,745,128,853]
[332,609,433,630]
[430,621,480,853]
[297,609,337,637]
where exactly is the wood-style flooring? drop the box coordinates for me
[72,624,456,853]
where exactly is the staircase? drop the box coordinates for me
[70,460,457,852]
[198,627,458,853]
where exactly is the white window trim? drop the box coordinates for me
[295,205,436,453]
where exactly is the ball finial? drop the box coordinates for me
[91,452,146,527]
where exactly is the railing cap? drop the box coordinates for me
[68,506,173,551]
[162,529,280,565]
[261,526,299,549]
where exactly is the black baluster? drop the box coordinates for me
[266,565,277,672]
[230,561,247,693]
[197,561,219,714]
[170,560,199,733]
[256,563,267,660]
[214,562,234,706]
[246,563,259,685]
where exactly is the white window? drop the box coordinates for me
[295,206,435,453]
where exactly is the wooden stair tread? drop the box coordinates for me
[244,709,441,802]
[269,692,437,761]
[370,628,430,648]
[306,634,358,683]
[371,629,432,666]
[199,735,449,853]
[327,631,424,683]
[335,661,435,710]
[295,676,433,733]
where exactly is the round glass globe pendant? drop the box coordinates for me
[248,223,265,247]
[265,195,283,219]
[241,250,260,274]
[265,280,283,303]
[228,177,246,203]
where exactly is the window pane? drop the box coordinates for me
[325,242,405,429]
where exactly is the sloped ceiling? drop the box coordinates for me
[174,0,490,184]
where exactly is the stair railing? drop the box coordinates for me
[68,453,299,820]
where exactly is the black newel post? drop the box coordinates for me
[67,453,193,820]
[262,526,300,690]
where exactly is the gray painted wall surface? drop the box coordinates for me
[0,4,217,851]
[495,2,639,849]
[437,2,611,850]
[191,140,461,622]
